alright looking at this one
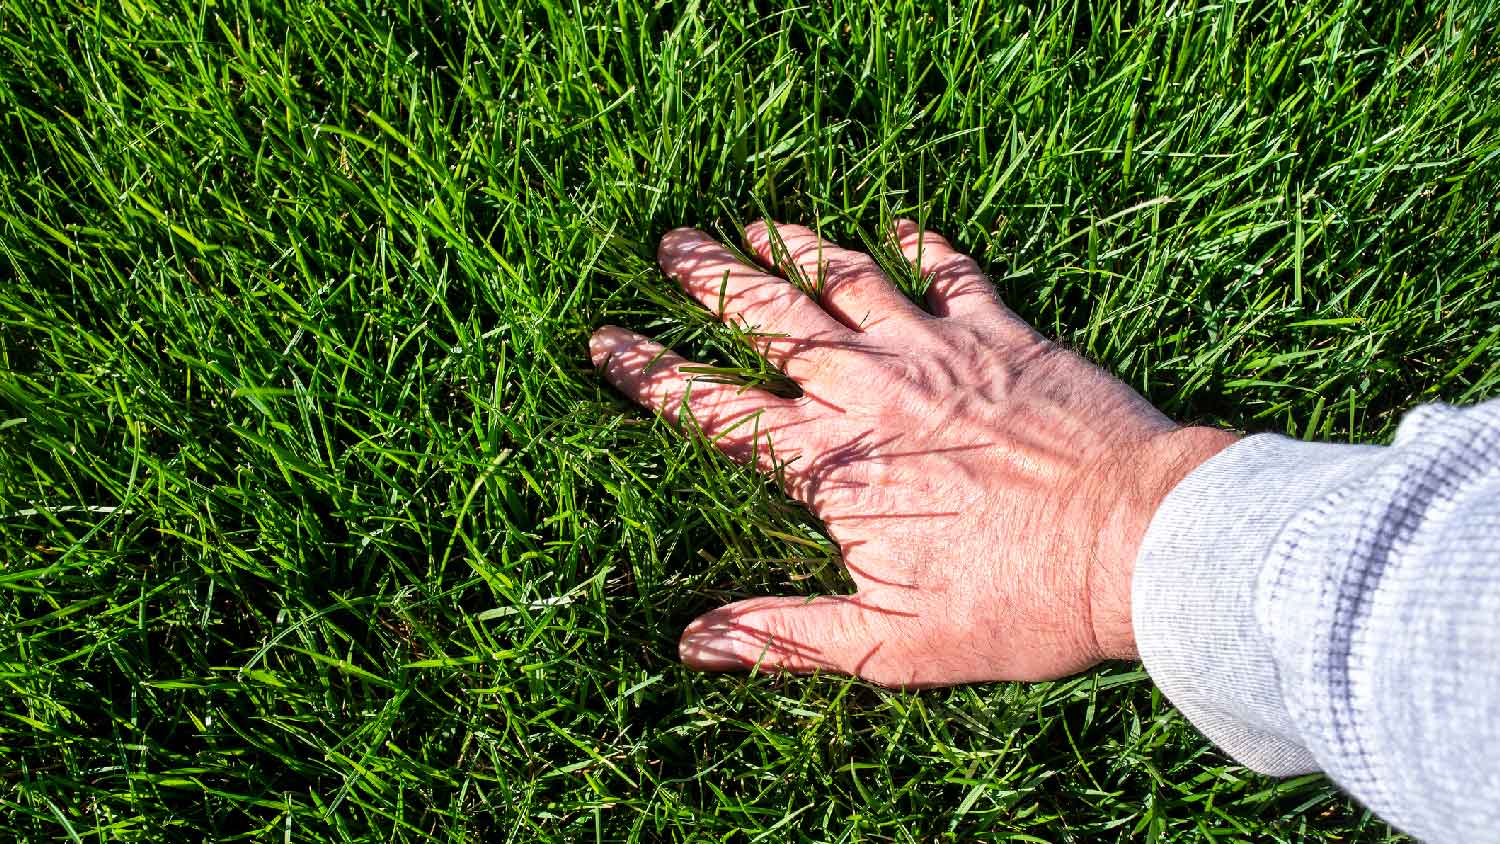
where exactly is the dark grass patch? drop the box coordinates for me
[2,0,1496,839]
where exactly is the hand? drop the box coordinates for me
[591,220,1237,687]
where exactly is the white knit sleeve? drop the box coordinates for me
[1133,400,1500,842]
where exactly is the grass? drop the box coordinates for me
[1,0,1497,839]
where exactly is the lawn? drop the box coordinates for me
[2,0,1497,840]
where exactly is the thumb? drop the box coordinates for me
[678,595,899,681]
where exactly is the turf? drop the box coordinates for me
[1,0,1497,840]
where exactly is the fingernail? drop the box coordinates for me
[679,628,747,672]
[657,227,702,261]
[588,327,623,368]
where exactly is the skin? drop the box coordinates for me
[590,220,1238,688]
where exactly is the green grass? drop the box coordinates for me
[1,0,1497,839]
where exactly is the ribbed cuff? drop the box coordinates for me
[1132,433,1386,775]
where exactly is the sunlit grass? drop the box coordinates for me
[1,0,1496,839]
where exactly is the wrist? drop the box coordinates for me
[1086,425,1240,661]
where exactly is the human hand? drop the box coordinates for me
[591,220,1237,687]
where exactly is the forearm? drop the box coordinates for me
[1133,400,1500,840]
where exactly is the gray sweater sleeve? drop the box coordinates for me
[1133,399,1500,842]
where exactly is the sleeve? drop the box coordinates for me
[1132,399,1500,842]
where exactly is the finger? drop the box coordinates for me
[590,325,813,469]
[659,227,849,383]
[893,220,1031,334]
[679,595,906,684]
[746,220,924,332]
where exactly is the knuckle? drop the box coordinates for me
[788,345,840,385]
[897,227,939,249]
[824,253,880,289]
[927,253,980,282]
